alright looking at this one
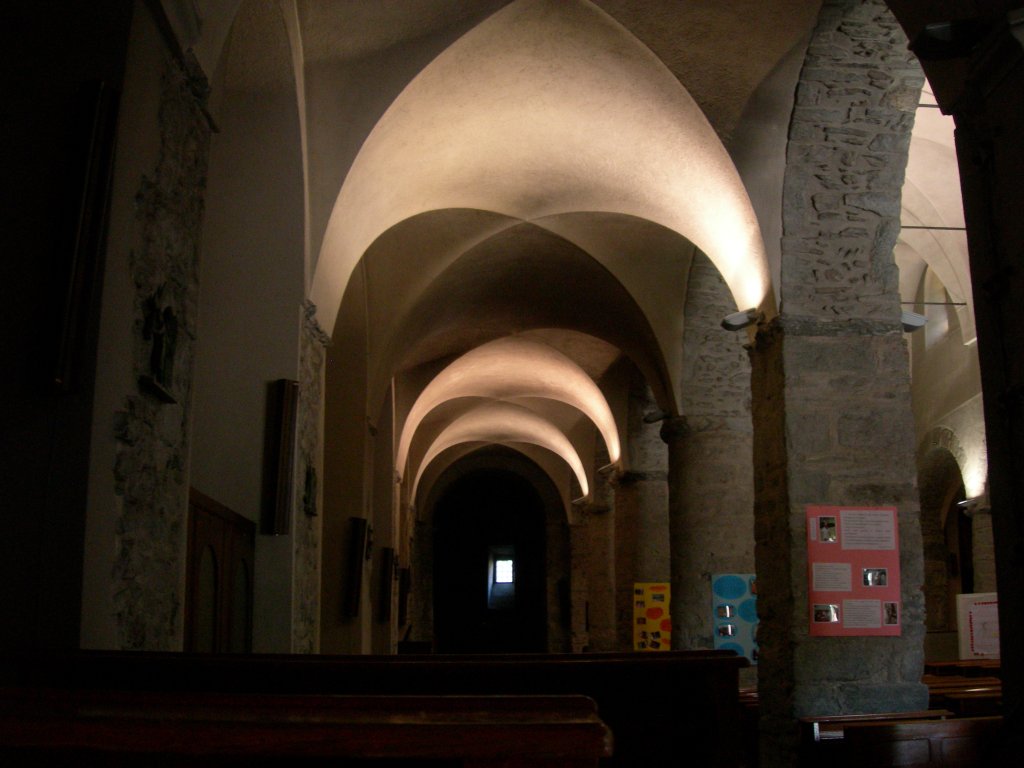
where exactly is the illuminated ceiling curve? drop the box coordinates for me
[411,401,591,503]
[310,0,771,337]
[396,337,621,481]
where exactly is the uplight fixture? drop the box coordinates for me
[721,308,761,331]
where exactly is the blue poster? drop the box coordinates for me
[711,573,758,663]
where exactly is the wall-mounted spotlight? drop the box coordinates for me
[900,310,927,332]
[957,493,989,516]
[721,308,761,331]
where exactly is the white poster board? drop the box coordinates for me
[956,592,1000,659]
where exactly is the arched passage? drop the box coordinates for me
[917,435,973,638]
[429,457,558,653]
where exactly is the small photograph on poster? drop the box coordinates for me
[813,604,840,623]
[884,601,899,625]
[717,624,736,637]
[651,592,665,602]
[819,516,837,543]
[716,604,734,618]
[862,567,888,587]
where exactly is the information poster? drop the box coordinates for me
[806,505,901,637]
[712,573,758,663]
[633,582,671,651]
[956,593,1000,659]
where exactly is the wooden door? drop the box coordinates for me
[185,488,255,652]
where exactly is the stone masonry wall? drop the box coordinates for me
[111,49,210,650]
[781,0,922,326]
[671,253,755,651]
[581,438,618,651]
[292,302,328,652]
[614,373,670,649]
[754,1,926,764]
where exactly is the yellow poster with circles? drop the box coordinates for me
[633,582,671,651]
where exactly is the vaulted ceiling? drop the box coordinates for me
[197,0,967,506]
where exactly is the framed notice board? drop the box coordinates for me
[806,505,901,637]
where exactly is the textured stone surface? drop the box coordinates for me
[670,254,755,654]
[754,1,927,764]
[577,438,618,651]
[614,374,669,649]
[782,0,923,325]
[112,52,210,650]
[292,303,328,653]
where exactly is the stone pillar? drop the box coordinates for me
[615,377,670,649]
[752,325,927,717]
[667,254,757,651]
[946,21,1024,754]
[965,497,997,594]
[292,303,329,653]
[408,517,435,648]
[584,440,618,651]
[568,520,590,652]
[754,2,927,764]
[110,23,212,651]
[660,416,691,648]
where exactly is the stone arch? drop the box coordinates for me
[917,431,969,633]
[398,336,622,495]
[357,211,678,419]
[411,445,571,652]
[753,0,929,747]
[411,401,592,502]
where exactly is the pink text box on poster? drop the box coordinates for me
[806,505,901,637]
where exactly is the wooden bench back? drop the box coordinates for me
[0,687,612,767]
[2,650,747,768]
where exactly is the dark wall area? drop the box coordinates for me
[0,2,133,651]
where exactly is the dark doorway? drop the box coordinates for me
[433,467,547,653]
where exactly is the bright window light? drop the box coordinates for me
[495,559,514,584]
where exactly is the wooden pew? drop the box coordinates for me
[924,659,1001,678]
[836,716,1002,767]
[799,712,1001,768]
[0,687,611,767]
[924,672,1002,716]
[1,650,748,768]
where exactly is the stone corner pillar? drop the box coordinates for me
[750,319,929,766]
[660,415,701,650]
